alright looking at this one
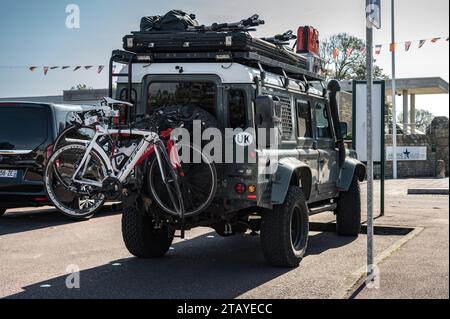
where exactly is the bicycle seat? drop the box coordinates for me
[102,97,133,107]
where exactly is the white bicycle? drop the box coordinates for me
[44,98,217,220]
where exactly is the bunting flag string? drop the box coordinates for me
[0,35,447,73]
[0,64,109,75]
[334,35,448,58]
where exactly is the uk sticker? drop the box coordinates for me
[235,132,254,147]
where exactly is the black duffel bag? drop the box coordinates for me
[140,10,199,32]
[140,15,162,32]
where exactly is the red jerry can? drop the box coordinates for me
[297,26,320,55]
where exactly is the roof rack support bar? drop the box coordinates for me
[257,62,266,82]
[127,55,133,124]
[108,55,115,98]
[282,69,290,88]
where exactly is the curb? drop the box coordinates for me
[408,189,449,195]
[331,226,425,299]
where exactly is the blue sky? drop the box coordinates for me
[0,0,448,116]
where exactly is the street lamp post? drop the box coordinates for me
[365,0,381,283]
[391,0,398,179]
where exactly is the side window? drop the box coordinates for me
[315,102,333,139]
[296,100,313,138]
[229,89,246,129]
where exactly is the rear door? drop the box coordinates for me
[0,103,53,192]
[313,99,339,199]
[295,97,319,202]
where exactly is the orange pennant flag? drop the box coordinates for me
[29,67,37,72]
[43,67,49,75]
[390,43,397,52]
[332,48,339,60]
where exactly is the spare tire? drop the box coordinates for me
[147,105,219,136]
[144,105,221,217]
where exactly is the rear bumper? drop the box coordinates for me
[0,192,49,209]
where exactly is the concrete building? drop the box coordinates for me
[0,89,109,105]
[339,77,449,179]
[340,77,449,134]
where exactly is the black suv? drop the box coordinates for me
[0,102,93,216]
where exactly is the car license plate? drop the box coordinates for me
[0,170,18,178]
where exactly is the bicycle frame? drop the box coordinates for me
[71,124,169,189]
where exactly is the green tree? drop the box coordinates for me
[398,108,435,132]
[320,33,388,81]
[70,84,93,90]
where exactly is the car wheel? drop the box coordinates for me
[261,186,309,268]
[335,176,362,237]
[122,203,175,258]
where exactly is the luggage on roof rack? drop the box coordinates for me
[117,11,324,82]
[140,10,199,32]
[123,31,308,69]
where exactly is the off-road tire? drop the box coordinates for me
[261,186,309,268]
[335,177,362,237]
[122,204,175,258]
[0,208,6,217]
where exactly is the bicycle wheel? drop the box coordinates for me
[148,143,217,217]
[53,125,95,151]
[45,144,107,219]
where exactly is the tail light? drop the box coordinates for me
[235,183,247,194]
[45,144,54,163]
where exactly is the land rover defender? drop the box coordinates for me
[111,10,366,268]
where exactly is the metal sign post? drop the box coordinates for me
[365,0,381,283]
[352,81,386,217]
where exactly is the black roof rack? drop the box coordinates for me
[109,49,324,84]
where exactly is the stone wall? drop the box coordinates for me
[338,91,353,134]
[379,117,449,179]
[381,134,436,179]
[429,117,449,175]
[338,88,449,179]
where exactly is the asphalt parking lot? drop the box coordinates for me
[0,178,448,299]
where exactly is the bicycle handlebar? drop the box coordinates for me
[191,14,265,32]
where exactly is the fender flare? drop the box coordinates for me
[271,158,313,205]
[338,158,367,192]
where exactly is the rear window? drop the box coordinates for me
[0,105,49,151]
[147,82,216,115]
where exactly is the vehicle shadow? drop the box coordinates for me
[6,232,285,299]
[5,227,359,299]
[0,206,121,236]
